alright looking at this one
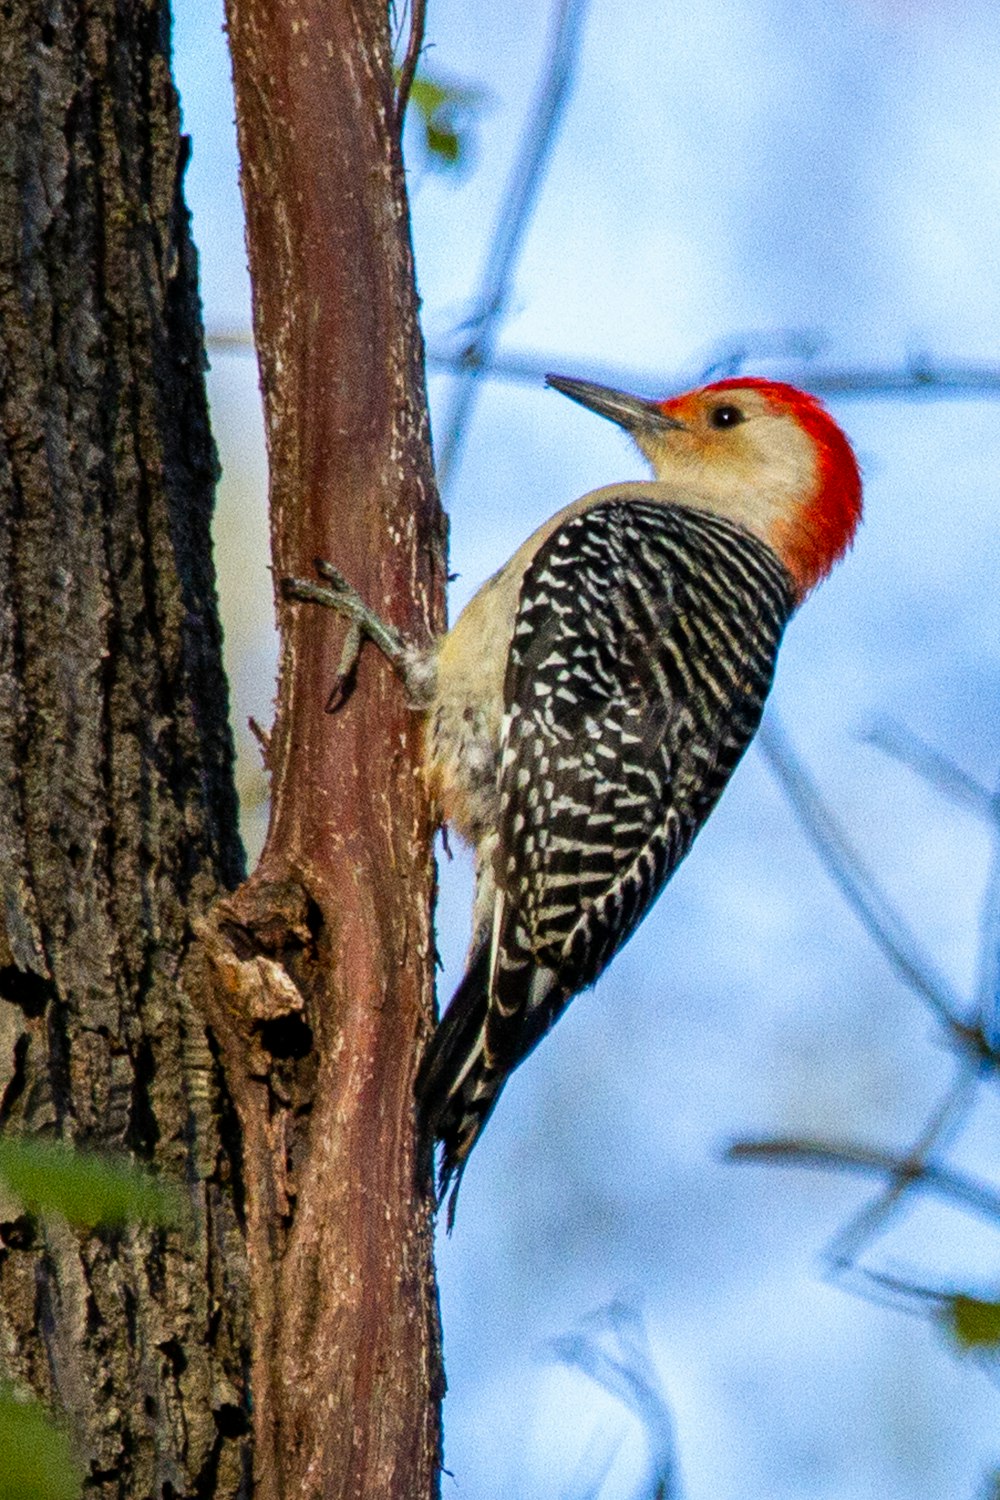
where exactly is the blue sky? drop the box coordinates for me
[172,2,1000,1495]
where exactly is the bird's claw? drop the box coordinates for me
[281,558,407,713]
[280,561,361,614]
[325,619,364,713]
[313,558,353,592]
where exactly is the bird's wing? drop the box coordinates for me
[486,498,794,1072]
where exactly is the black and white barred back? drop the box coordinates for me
[417,499,795,1219]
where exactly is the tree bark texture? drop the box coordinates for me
[207,1,447,1498]
[0,2,251,1495]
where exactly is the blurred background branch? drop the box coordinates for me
[757,713,973,1039]
[732,718,1000,1391]
[727,1130,1000,1227]
[416,0,591,490]
[549,1302,682,1500]
[207,323,1000,403]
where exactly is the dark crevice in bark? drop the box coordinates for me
[0,968,52,1016]
[44,995,71,1132]
[0,1033,30,1124]
[127,1034,160,1157]
[256,1013,313,1062]
[205,1028,247,1237]
[0,1214,36,1251]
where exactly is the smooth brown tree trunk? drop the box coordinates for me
[0,1,252,1495]
[0,0,445,1497]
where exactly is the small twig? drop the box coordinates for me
[829,1265,950,1319]
[822,1066,979,1270]
[394,0,427,127]
[694,329,826,381]
[976,776,1000,1045]
[248,716,272,769]
[434,0,591,490]
[864,718,996,820]
[861,1268,951,1310]
[727,1136,1000,1224]
[758,713,969,1039]
[838,1272,1000,1391]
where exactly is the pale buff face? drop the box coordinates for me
[632,386,820,558]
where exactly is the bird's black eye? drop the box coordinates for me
[709,404,745,429]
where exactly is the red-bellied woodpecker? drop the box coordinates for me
[284,374,862,1225]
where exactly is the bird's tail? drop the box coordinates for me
[415,942,503,1228]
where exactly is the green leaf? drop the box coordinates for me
[0,1390,81,1500]
[0,1137,183,1230]
[408,74,452,118]
[405,72,483,171]
[946,1295,1000,1350]
[425,124,460,166]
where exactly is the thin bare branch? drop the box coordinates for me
[691,330,827,378]
[832,1266,951,1320]
[757,720,1000,1282]
[206,323,1000,401]
[864,719,996,820]
[823,1067,980,1269]
[976,777,1000,1043]
[758,713,969,1037]
[728,1136,1000,1224]
[433,0,590,489]
[862,1269,953,1310]
[394,0,428,126]
[832,1272,1000,1390]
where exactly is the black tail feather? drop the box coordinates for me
[416,942,491,1138]
[415,942,496,1226]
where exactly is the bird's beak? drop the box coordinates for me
[545,374,687,433]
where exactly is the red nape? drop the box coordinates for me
[706,378,863,596]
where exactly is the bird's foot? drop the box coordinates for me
[282,559,428,711]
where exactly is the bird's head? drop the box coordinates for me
[546,374,862,600]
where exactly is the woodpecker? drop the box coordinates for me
[284,374,862,1225]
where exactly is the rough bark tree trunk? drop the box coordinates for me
[0,0,445,1497]
[0,1,253,1496]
